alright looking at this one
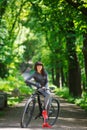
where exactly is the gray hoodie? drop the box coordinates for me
[27,71,48,87]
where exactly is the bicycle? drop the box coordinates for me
[20,82,60,128]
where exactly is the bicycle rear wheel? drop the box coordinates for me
[21,98,35,128]
[48,98,60,126]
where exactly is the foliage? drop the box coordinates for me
[0,72,33,95]
[8,96,24,106]
[0,0,87,104]
[0,72,33,106]
[0,111,4,117]
[75,92,87,110]
[55,87,75,103]
[55,87,87,111]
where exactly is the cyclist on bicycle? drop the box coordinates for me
[25,61,51,127]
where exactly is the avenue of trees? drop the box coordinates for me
[0,0,87,103]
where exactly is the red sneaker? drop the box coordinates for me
[42,110,52,128]
[42,122,52,128]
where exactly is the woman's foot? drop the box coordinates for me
[42,110,52,128]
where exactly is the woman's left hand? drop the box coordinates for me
[42,87,46,90]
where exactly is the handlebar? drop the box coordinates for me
[25,80,51,92]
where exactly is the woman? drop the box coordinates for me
[26,61,51,127]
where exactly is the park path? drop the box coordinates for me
[0,96,87,130]
[0,70,87,130]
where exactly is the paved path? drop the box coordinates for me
[0,96,87,130]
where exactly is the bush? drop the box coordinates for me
[0,72,33,106]
[55,87,87,111]
[75,92,87,110]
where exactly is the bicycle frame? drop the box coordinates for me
[21,82,60,128]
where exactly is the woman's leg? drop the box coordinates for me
[44,92,51,110]
[38,89,52,127]
[38,88,51,110]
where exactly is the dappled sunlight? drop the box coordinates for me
[59,116,87,122]
[59,98,87,120]
[0,96,87,129]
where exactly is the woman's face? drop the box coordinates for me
[36,65,43,73]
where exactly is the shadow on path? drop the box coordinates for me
[0,97,87,130]
[58,98,87,129]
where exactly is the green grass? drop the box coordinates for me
[55,87,87,111]
[0,111,5,116]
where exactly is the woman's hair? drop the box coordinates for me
[34,61,46,76]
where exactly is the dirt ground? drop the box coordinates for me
[0,96,87,130]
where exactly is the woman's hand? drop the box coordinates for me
[42,86,46,90]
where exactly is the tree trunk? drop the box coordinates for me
[66,22,82,97]
[55,66,60,87]
[67,50,82,97]
[60,67,65,87]
[51,68,55,84]
[82,33,87,88]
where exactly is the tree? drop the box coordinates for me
[65,0,87,90]
[82,33,87,87]
[0,0,87,98]
[66,22,82,97]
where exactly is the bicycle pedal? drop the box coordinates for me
[34,113,42,119]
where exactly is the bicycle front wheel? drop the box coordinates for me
[48,98,60,126]
[21,98,35,128]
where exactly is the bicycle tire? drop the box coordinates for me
[20,98,35,128]
[48,98,60,126]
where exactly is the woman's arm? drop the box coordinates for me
[25,73,35,81]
